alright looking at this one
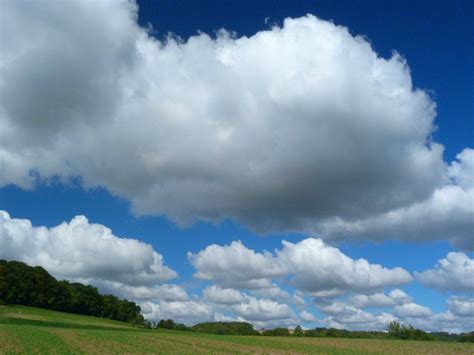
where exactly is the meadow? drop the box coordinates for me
[1,305,473,354]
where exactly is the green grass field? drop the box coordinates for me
[0,305,472,354]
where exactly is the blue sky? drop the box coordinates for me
[0,0,472,331]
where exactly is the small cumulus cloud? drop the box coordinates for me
[415,252,474,292]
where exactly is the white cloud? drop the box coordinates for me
[399,298,474,334]
[393,303,433,318]
[141,300,214,325]
[388,289,412,305]
[188,240,285,289]
[349,289,412,308]
[325,312,397,332]
[415,252,474,292]
[2,0,460,242]
[277,238,412,295]
[350,293,395,308]
[143,291,299,328]
[0,210,176,298]
[250,284,292,302]
[317,301,366,317]
[189,238,412,295]
[447,297,474,317]
[426,311,474,333]
[293,291,307,307]
[300,310,317,323]
[231,296,297,324]
[449,148,474,189]
[314,296,474,333]
[317,300,397,330]
[203,285,248,305]
[96,282,188,302]
[188,238,421,329]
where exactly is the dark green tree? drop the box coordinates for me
[294,325,304,336]
[0,259,145,326]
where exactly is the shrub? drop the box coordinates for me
[192,322,257,335]
[387,321,435,341]
[459,332,474,343]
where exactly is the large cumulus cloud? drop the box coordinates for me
[2,0,468,246]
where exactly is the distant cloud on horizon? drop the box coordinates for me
[1,210,473,332]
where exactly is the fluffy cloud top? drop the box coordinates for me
[406,297,474,333]
[142,295,300,328]
[188,241,285,289]
[388,289,413,305]
[449,149,474,189]
[277,239,412,295]
[316,300,397,330]
[350,289,412,308]
[0,211,176,296]
[300,310,317,323]
[203,285,248,305]
[231,297,296,323]
[315,296,474,333]
[97,282,189,302]
[447,297,474,317]
[2,0,465,245]
[141,300,214,325]
[350,293,395,308]
[189,237,412,295]
[415,252,474,292]
[393,303,433,318]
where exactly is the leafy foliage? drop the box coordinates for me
[303,327,386,339]
[294,325,303,336]
[459,332,474,343]
[262,327,291,336]
[387,321,435,341]
[0,260,145,326]
[431,332,461,342]
[191,321,258,335]
[155,319,191,331]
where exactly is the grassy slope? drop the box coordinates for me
[0,305,473,354]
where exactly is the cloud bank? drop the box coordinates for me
[1,210,473,331]
[1,0,470,247]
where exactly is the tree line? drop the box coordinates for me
[154,320,473,342]
[0,260,146,326]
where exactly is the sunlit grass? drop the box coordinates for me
[1,305,473,354]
